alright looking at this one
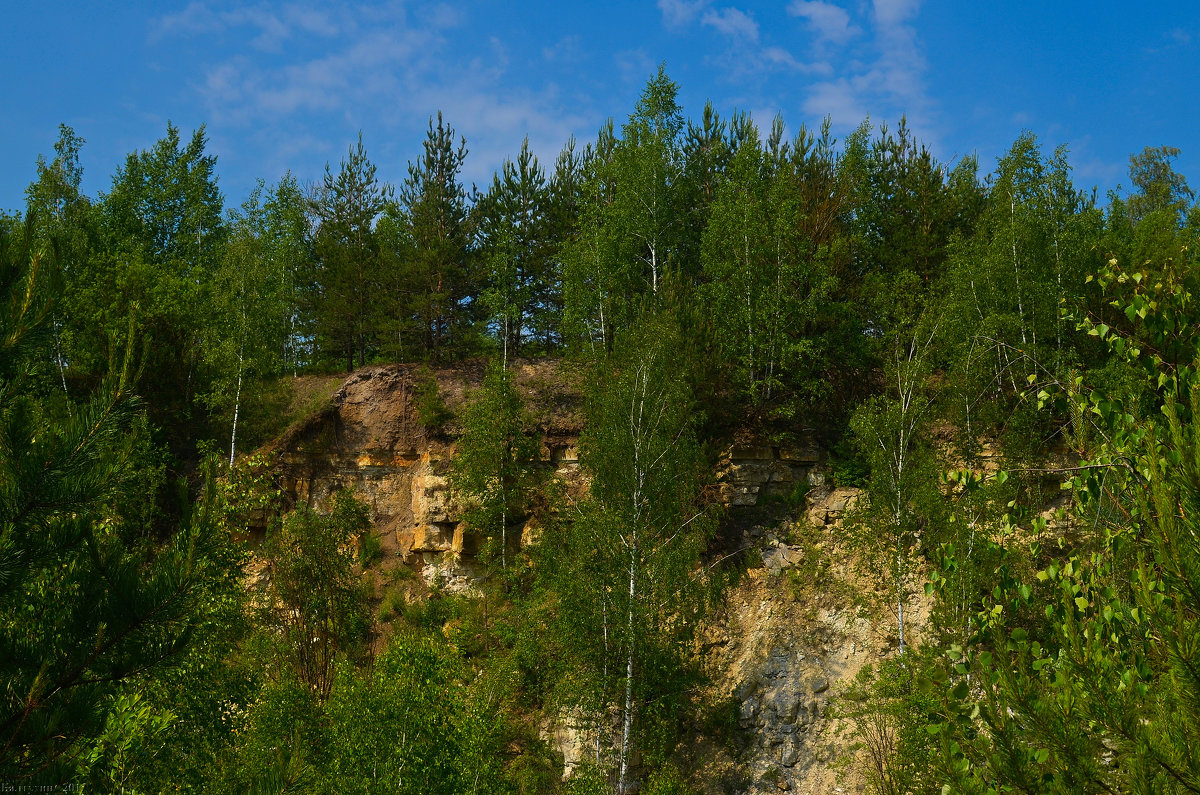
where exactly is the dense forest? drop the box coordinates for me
[3,66,1200,793]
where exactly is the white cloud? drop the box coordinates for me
[152,1,346,50]
[153,2,599,193]
[657,0,710,27]
[787,1,861,45]
[759,45,828,74]
[152,1,221,39]
[872,0,920,27]
[798,0,938,147]
[802,77,870,123]
[543,35,583,64]
[701,7,759,42]
[614,49,657,85]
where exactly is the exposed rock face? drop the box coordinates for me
[717,444,823,507]
[270,361,582,591]
[700,485,940,795]
[804,486,860,527]
[268,363,923,792]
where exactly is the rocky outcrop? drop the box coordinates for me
[716,444,823,507]
[267,363,921,792]
[270,361,583,591]
[700,480,940,795]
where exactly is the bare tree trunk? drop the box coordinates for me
[52,315,69,406]
[650,243,658,296]
[618,551,636,795]
[500,490,507,571]
[228,346,244,467]
[599,596,609,766]
[896,537,905,655]
[1010,195,1029,347]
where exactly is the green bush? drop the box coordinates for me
[358,530,383,567]
[413,366,453,434]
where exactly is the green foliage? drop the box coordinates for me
[307,133,391,371]
[928,259,1200,793]
[358,528,384,567]
[79,692,175,794]
[451,360,542,571]
[91,122,225,452]
[320,633,506,794]
[0,234,244,786]
[544,313,715,792]
[205,175,310,462]
[215,671,324,794]
[939,132,1101,442]
[8,73,1200,794]
[836,658,940,795]
[391,113,475,360]
[562,67,685,353]
[848,319,942,652]
[828,436,869,487]
[475,139,558,358]
[260,490,372,699]
[413,365,453,433]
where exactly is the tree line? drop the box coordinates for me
[2,63,1200,792]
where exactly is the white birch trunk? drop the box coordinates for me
[618,550,636,795]
[229,342,244,467]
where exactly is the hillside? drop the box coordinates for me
[255,360,951,793]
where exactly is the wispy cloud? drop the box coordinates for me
[787,0,861,45]
[152,1,596,189]
[759,45,828,74]
[657,0,711,28]
[152,1,346,50]
[798,0,938,146]
[873,0,920,28]
[614,49,657,85]
[543,34,584,65]
[658,4,825,83]
[1146,26,1194,54]
[701,7,759,42]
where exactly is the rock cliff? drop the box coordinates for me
[266,362,927,793]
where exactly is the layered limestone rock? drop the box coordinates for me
[716,444,823,507]
[270,361,583,591]
[702,490,935,795]
[269,363,921,792]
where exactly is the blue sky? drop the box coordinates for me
[3,1,1197,213]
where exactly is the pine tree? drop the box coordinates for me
[308,133,391,371]
[395,113,473,360]
[474,139,554,360]
[0,229,236,784]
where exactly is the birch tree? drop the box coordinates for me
[610,65,685,298]
[25,124,92,402]
[562,68,684,354]
[851,320,940,654]
[96,123,224,437]
[700,129,778,409]
[205,178,300,464]
[550,316,713,793]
